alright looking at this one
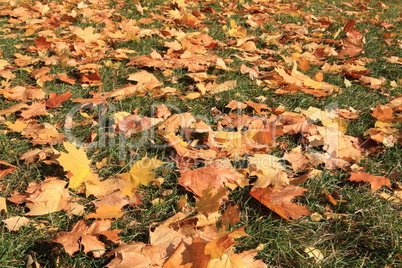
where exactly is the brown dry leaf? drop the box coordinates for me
[21,122,65,145]
[364,121,402,147]
[24,177,71,216]
[359,76,386,89]
[19,148,56,164]
[128,70,163,90]
[283,146,311,172]
[371,104,395,122]
[157,113,196,134]
[220,204,241,229]
[248,119,285,147]
[338,30,364,57]
[5,119,29,132]
[347,172,391,191]
[226,100,247,110]
[245,101,270,115]
[0,86,46,102]
[0,103,29,116]
[178,162,243,197]
[53,219,120,258]
[0,160,17,178]
[206,80,237,94]
[58,73,76,84]
[106,225,186,267]
[154,104,171,119]
[45,92,72,108]
[20,102,48,119]
[58,142,99,189]
[251,186,311,221]
[0,197,7,213]
[31,66,55,86]
[2,216,30,231]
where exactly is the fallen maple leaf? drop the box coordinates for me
[58,142,98,189]
[24,177,72,216]
[85,205,123,219]
[0,86,46,102]
[20,101,48,119]
[2,216,30,231]
[195,186,228,214]
[178,162,243,197]
[251,186,311,221]
[127,70,163,90]
[53,219,121,258]
[347,172,391,191]
[119,156,164,197]
[106,225,186,267]
[45,92,72,108]
[205,227,248,259]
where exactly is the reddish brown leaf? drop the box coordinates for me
[251,186,311,221]
[46,92,72,108]
[53,219,120,258]
[347,172,391,191]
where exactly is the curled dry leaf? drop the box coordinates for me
[53,219,121,258]
[347,172,391,191]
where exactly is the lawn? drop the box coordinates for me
[0,0,402,267]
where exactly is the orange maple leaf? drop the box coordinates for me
[347,172,391,191]
[178,162,243,197]
[251,186,311,221]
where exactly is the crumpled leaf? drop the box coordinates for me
[23,177,72,216]
[53,219,121,258]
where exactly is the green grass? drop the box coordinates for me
[0,0,402,267]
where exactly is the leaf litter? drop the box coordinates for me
[0,0,401,266]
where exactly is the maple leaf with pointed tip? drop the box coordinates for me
[58,142,98,189]
[45,92,72,108]
[347,172,391,191]
[106,225,186,267]
[204,227,248,259]
[195,186,228,214]
[119,156,164,197]
[53,219,121,258]
[251,186,311,221]
[178,162,243,197]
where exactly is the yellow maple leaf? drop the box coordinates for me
[119,156,164,197]
[58,142,98,189]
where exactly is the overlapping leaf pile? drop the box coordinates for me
[0,0,401,266]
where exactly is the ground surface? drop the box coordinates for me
[0,0,402,267]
